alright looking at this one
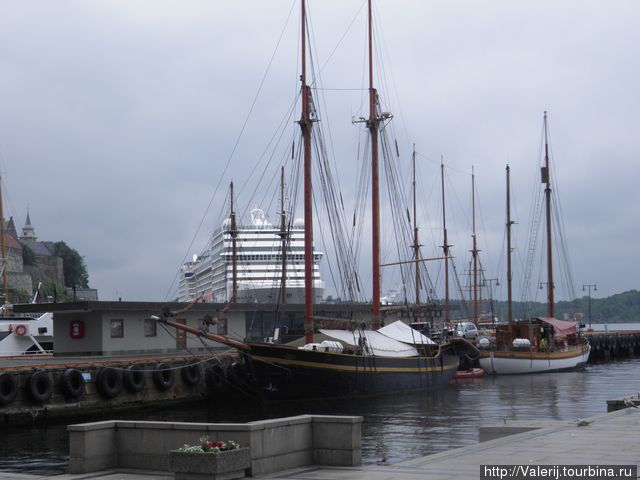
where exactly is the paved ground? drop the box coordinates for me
[1,407,638,480]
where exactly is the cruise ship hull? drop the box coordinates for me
[234,286,324,304]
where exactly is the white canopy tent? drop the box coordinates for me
[319,329,418,357]
[378,320,435,345]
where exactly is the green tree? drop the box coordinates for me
[7,286,31,303]
[20,241,36,266]
[52,241,89,288]
[40,281,73,302]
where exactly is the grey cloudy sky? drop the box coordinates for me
[0,1,638,304]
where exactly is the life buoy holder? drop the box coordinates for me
[14,325,27,336]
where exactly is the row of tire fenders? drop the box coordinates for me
[0,362,230,406]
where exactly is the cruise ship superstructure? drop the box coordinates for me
[178,208,324,304]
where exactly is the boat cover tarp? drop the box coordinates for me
[536,317,577,337]
[378,320,435,345]
[319,329,418,357]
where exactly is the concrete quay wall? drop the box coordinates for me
[68,415,362,476]
[0,355,232,425]
[585,330,640,361]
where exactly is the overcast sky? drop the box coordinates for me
[0,1,638,304]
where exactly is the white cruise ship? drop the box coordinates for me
[178,208,324,304]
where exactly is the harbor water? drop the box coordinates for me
[1,357,639,475]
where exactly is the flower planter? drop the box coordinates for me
[168,447,250,480]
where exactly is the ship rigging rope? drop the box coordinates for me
[163,1,297,301]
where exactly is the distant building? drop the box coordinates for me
[18,212,65,288]
[1,210,98,301]
[2,217,32,297]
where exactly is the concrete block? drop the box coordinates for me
[312,421,361,450]
[251,449,313,476]
[118,452,168,471]
[261,425,295,457]
[68,419,117,432]
[68,424,117,473]
[313,448,361,466]
[249,415,312,429]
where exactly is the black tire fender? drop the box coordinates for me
[123,365,146,393]
[181,363,201,386]
[96,367,122,399]
[153,363,175,391]
[0,372,18,405]
[27,370,53,404]
[61,368,85,399]
[206,365,226,393]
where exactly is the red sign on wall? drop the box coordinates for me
[70,320,84,339]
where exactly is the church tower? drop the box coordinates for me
[20,211,37,241]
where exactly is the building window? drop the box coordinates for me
[217,318,228,335]
[110,319,124,338]
[144,318,157,337]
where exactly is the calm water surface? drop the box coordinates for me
[1,358,639,475]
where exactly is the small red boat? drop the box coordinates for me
[454,368,484,379]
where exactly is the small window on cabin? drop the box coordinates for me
[110,319,124,338]
[144,318,157,337]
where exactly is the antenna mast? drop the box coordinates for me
[0,176,8,305]
[300,0,314,343]
[279,167,287,305]
[471,166,479,325]
[368,0,381,329]
[543,111,554,318]
[440,158,450,324]
[412,145,421,305]
[230,182,238,303]
[506,165,514,327]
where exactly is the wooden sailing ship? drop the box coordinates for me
[479,114,590,374]
[162,0,476,398]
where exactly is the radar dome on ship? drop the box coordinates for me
[293,218,304,228]
[250,208,272,227]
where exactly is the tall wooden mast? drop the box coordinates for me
[506,165,514,326]
[471,167,479,325]
[542,111,554,318]
[412,145,421,305]
[279,166,287,305]
[0,176,8,305]
[300,0,314,344]
[440,158,450,323]
[368,0,381,329]
[229,182,238,303]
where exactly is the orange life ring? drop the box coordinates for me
[14,325,27,336]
